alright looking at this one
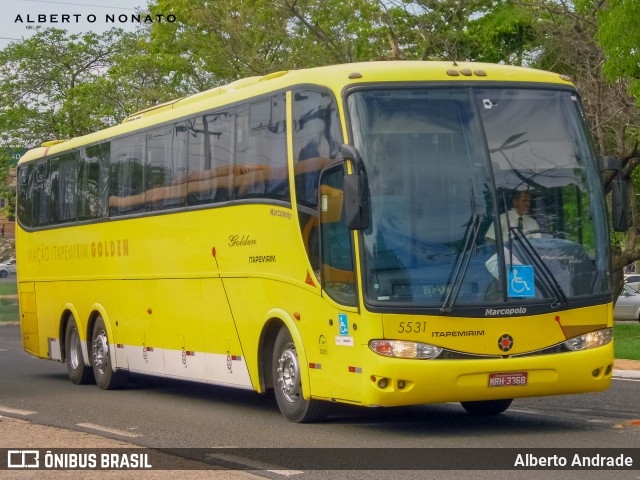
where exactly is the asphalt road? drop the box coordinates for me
[1,324,639,479]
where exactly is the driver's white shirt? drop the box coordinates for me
[485,208,540,242]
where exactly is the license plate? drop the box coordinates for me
[488,371,528,387]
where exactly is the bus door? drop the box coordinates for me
[318,164,364,403]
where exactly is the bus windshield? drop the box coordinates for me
[347,87,610,311]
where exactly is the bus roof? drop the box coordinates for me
[18,61,573,164]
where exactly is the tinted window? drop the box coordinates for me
[50,152,78,224]
[319,163,357,306]
[109,134,145,216]
[32,160,50,226]
[187,112,233,205]
[146,123,187,211]
[17,164,33,227]
[293,90,342,207]
[293,89,342,280]
[78,143,109,220]
[235,94,288,200]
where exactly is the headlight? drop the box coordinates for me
[369,340,443,359]
[563,328,612,351]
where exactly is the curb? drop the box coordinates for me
[613,369,640,379]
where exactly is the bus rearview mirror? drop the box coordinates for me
[344,174,369,230]
[611,173,629,232]
[599,156,619,173]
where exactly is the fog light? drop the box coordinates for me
[592,368,601,377]
[397,380,406,390]
[377,378,389,389]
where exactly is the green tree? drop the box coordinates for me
[148,0,391,81]
[0,28,130,144]
[0,28,129,240]
[149,0,292,81]
[465,1,538,64]
[0,150,15,222]
[71,34,192,122]
[594,0,640,103]
[0,27,188,147]
[377,0,538,63]
[562,0,640,284]
[0,27,191,230]
[148,0,541,77]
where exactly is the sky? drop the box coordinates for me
[0,0,157,49]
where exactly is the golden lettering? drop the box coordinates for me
[88,239,129,259]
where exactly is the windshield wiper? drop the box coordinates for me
[441,212,485,312]
[509,227,568,307]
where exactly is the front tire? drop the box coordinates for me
[91,316,128,390]
[272,327,326,423]
[461,399,513,415]
[64,316,94,385]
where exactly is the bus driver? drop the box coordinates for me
[485,190,541,242]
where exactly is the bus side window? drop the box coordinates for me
[319,164,357,306]
[109,134,146,216]
[235,94,289,201]
[187,112,233,205]
[292,89,342,279]
[32,160,50,227]
[50,152,78,224]
[265,94,289,199]
[78,143,109,221]
[145,123,187,211]
[17,164,33,228]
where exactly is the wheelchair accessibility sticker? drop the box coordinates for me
[338,314,349,335]
[335,313,354,347]
[508,265,535,298]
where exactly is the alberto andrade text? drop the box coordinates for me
[515,453,634,468]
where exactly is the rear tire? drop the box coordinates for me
[272,326,326,423]
[91,315,128,389]
[461,399,513,415]
[64,316,94,385]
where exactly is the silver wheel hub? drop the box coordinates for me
[92,330,109,375]
[276,342,301,403]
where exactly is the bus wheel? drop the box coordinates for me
[91,316,128,390]
[460,399,513,415]
[272,327,325,423]
[64,316,94,385]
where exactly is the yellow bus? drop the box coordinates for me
[17,61,616,422]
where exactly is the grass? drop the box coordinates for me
[613,322,640,360]
[0,279,18,322]
[0,299,19,322]
[0,280,17,296]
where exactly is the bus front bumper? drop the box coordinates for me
[359,344,613,407]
